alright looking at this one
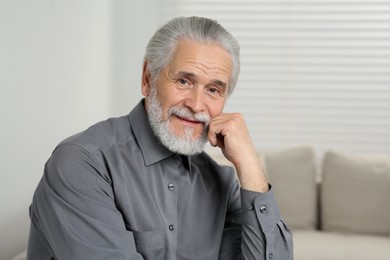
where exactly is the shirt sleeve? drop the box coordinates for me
[27,144,144,260]
[219,181,293,260]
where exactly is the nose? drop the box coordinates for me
[183,87,206,113]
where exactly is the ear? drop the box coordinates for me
[141,61,152,97]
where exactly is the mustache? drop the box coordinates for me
[168,107,211,126]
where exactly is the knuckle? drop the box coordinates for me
[232,113,244,123]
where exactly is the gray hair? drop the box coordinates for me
[144,16,240,96]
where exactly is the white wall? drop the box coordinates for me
[0,1,160,259]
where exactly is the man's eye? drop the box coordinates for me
[208,87,220,94]
[178,79,189,85]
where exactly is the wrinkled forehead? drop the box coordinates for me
[168,39,233,85]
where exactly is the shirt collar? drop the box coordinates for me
[129,99,175,166]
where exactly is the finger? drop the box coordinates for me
[207,129,218,147]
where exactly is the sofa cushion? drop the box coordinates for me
[294,230,390,260]
[11,251,26,260]
[263,146,317,230]
[321,150,390,236]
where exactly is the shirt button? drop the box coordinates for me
[169,225,174,231]
[168,184,175,191]
[260,205,267,214]
[246,204,253,211]
[268,253,273,259]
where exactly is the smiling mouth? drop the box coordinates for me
[175,115,203,126]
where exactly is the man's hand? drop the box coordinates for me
[208,113,269,193]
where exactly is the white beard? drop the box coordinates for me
[146,86,210,156]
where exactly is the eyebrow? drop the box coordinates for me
[175,71,228,90]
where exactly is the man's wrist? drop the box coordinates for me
[235,158,269,193]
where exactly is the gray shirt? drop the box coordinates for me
[27,100,293,260]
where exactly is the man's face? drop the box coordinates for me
[142,39,232,154]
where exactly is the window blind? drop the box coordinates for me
[161,0,390,155]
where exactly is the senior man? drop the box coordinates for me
[27,16,293,259]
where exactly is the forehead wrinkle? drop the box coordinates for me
[194,60,230,76]
[182,60,230,84]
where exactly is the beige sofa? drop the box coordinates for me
[213,146,390,260]
[12,147,390,260]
